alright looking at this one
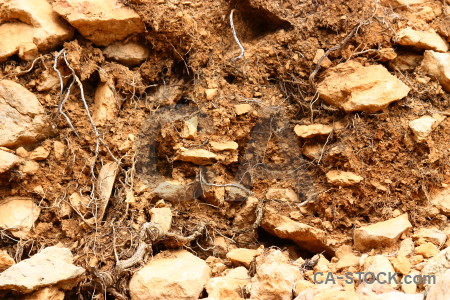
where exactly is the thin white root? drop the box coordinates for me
[230,9,245,62]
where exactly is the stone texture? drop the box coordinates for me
[0,80,52,147]
[317,61,410,112]
[226,248,260,268]
[326,170,363,186]
[19,160,40,175]
[210,141,238,151]
[336,253,360,270]
[52,0,145,46]
[313,49,332,68]
[0,197,40,239]
[0,0,74,62]
[409,115,443,143]
[413,227,447,246]
[250,249,302,300]
[152,181,194,202]
[205,88,218,100]
[96,161,118,221]
[397,27,448,52]
[129,250,210,300]
[103,41,149,66]
[421,50,450,92]
[365,255,398,288]
[392,255,411,275]
[176,147,217,165]
[181,117,198,140]
[234,104,252,115]
[29,146,50,161]
[206,267,250,300]
[0,149,21,173]
[261,208,334,255]
[0,246,85,293]
[427,268,450,300]
[294,124,333,138]
[415,242,439,258]
[150,207,172,235]
[92,82,117,126]
[53,141,66,160]
[0,250,14,272]
[354,214,412,251]
[21,287,65,300]
[373,291,424,300]
[430,187,450,215]
[421,246,450,285]
[266,188,299,202]
[398,238,415,257]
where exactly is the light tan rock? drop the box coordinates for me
[234,104,252,115]
[336,253,360,270]
[181,116,198,140]
[0,246,84,293]
[29,146,50,161]
[153,181,193,202]
[233,196,259,228]
[103,42,149,66]
[0,80,52,147]
[326,170,363,186]
[206,267,250,300]
[92,82,117,126]
[313,49,332,68]
[0,149,21,173]
[390,53,423,72]
[421,50,450,92]
[22,287,65,300]
[392,255,411,275]
[373,291,424,299]
[129,250,210,300]
[96,161,118,221]
[226,248,260,268]
[15,147,29,158]
[53,0,144,46]
[427,268,450,300]
[293,279,314,297]
[36,69,60,92]
[305,290,361,300]
[317,61,410,112]
[398,238,415,257]
[354,214,412,251]
[415,242,439,258]
[421,247,450,287]
[210,141,238,151]
[381,0,427,6]
[19,160,40,175]
[365,255,398,288]
[205,88,218,100]
[0,197,40,239]
[413,227,447,246]
[401,270,420,294]
[266,188,299,202]
[250,249,302,300]
[177,147,217,165]
[409,116,440,142]
[294,124,333,138]
[397,27,448,52]
[0,23,34,62]
[0,250,14,271]
[430,187,450,215]
[150,207,172,235]
[68,192,89,215]
[261,208,334,255]
[302,143,322,160]
[53,141,65,160]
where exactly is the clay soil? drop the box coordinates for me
[1,0,450,298]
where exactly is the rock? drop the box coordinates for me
[0,246,85,293]
[381,0,427,6]
[176,147,217,165]
[261,208,334,255]
[0,0,73,62]
[233,196,259,228]
[226,248,260,268]
[408,115,442,142]
[313,49,332,68]
[421,246,450,285]
[181,116,198,140]
[302,143,322,160]
[210,141,238,151]
[426,268,450,300]
[96,161,118,221]
[206,267,251,300]
[0,80,52,147]
[430,186,450,215]
[16,147,29,158]
[415,242,439,258]
[390,54,423,72]
[150,207,172,235]
[336,253,360,270]
[397,28,448,52]
[413,227,447,246]
[300,290,361,300]
[392,255,411,275]
[266,188,299,202]
[354,214,412,252]
[234,104,252,115]
[398,238,415,257]
[365,255,398,288]
[68,192,89,215]
[205,88,218,100]
[317,61,410,112]
[401,270,420,294]
[103,41,149,66]
[294,124,333,138]
[373,291,424,300]
[36,69,60,92]
[52,0,145,46]
[421,50,450,92]
[326,170,363,186]
[29,146,50,161]
[92,82,117,126]
[19,160,40,175]
[129,249,210,300]
[250,249,302,300]
[0,149,21,173]
[153,181,193,202]
[21,287,65,300]
[0,250,14,271]
[53,141,65,160]
[0,197,40,239]
[293,279,314,297]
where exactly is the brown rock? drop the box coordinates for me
[397,27,448,52]
[152,181,194,202]
[92,82,117,126]
[96,161,118,221]
[392,255,411,275]
[430,186,450,215]
[421,50,450,92]
[415,242,439,258]
[205,88,218,100]
[21,287,65,300]
[103,41,149,66]
[210,141,238,151]
[354,214,412,251]
[206,267,250,300]
[0,197,41,239]
[326,170,363,186]
[53,0,144,46]
[149,207,172,235]
[398,238,415,257]
[266,188,299,202]
[413,227,447,246]
[234,104,252,115]
[421,247,450,288]
[181,116,198,140]
[317,61,410,112]
[336,253,360,270]
[29,146,50,161]
[176,147,217,165]
[365,255,398,288]
[294,124,333,138]
[0,23,34,62]
[409,115,443,143]
[53,141,65,160]
[401,270,420,294]
[226,248,260,268]
[0,250,14,272]
[19,160,40,175]
[313,49,332,68]
[0,149,21,173]
[302,143,322,160]
[427,268,450,300]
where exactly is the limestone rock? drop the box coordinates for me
[398,238,415,257]
[0,246,85,293]
[176,147,217,165]
[103,41,149,66]
[397,28,448,52]
[317,61,410,112]
[234,104,252,115]
[92,82,117,126]
[29,146,50,161]
[53,141,65,160]
[129,250,210,300]
[206,267,251,300]
[210,141,238,151]
[0,197,40,239]
[373,291,424,299]
[96,161,118,221]
[21,287,65,300]
[19,160,40,175]
[266,188,299,202]
[261,208,334,255]
[53,0,145,46]
[401,270,420,294]
[430,187,450,215]
[226,248,260,268]
[413,227,447,246]
[205,88,218,100]
[409,115,442,142]
[294,124,333,138]
[302,143,322,160]
[150,207,172,235]
[313,49,332,68]
[354,214,412,251]
[0,149,21,173]
[36,69,60,92]
[365,255,398,288]
[181,117,198,140]
[250,249,302,300]
[336,253,360,270]
[326,170,363,186]
[427,269,450,300]
[392,255,412,275]
[415,242,439,258]
[152,181,193,202]
[421,246,450,286]
[421,50,450,92]
[0,80,52,147]
[0,250,14,272]
[0,0,74,62]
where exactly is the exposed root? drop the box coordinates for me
[230,9,245,62]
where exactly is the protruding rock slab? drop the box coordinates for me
[397,27,448,52]
[0,149,21,173]
[0,246,85,293]
[0,197,41,239]
[317,61,410,112]
[421,50,450,92]
[326,170,363,186]
[226,248,261,268]
[0,80,52,147]
[103,42,149,66]
[152,181,194,202]
[129,250,210,300]
[294,124,333,138]
[53,0,145,46]
[261,208,334,255]
[176,147,217,165]
[92,82,117,126]
[354,214,412,252]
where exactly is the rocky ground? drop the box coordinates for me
[1,0,450,299]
